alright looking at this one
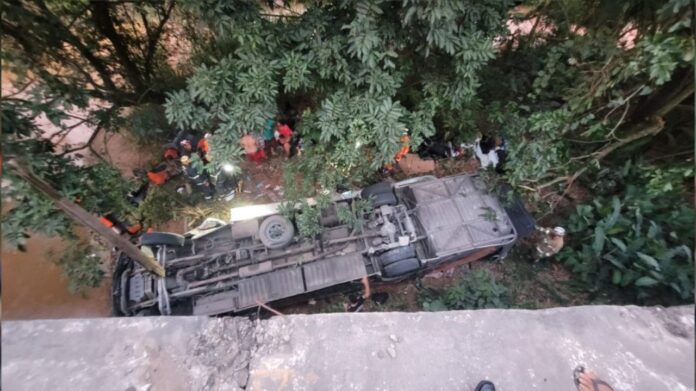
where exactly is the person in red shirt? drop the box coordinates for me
[275,123,293,157]
[240,132,267,164]
[197,133,211,164]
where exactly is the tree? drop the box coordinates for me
[1,0,183,269]
[1,96,165,282]
[477,0,693,203]
[164,0,512,197]
[2,0,179,107]
[479,0,694,302]
[1,98,133,247]
[2,0,185,171]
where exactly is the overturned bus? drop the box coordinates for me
[113,174,534,316]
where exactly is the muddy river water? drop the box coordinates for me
[2,236,111,320]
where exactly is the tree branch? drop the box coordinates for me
[538,116,666,193]
[31,0,120,94]
[143,0,175,82]
[594,116,665,160]
[49,119,89,144]
[57,126,102,157]
[90,0,145,92]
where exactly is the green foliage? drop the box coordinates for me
[295,200,322,241]
[489,0,694,210]
[558,161,694,302]
[2,157,135,248]
[279,193,336,241]
[643,164,694,197]
[422,269,509,310]
[126,104,172,144]
[167,0,510,197]
[47,241,105,295]
[337,198,373,233]
[137,185,185,227]
[164,53,280,134]
[479,206,498,222]
[1,99,135,249]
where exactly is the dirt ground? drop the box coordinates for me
[238,155,287,203]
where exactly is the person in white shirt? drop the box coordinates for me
[471,133,507,172]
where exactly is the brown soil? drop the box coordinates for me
[238,155,286,203]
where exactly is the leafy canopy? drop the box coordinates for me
[165,0,511,191]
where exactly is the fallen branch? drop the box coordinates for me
[605,101,631,140]
[594,116,665,161]
[537,175,571,190]
[256,300,285,317]
[646,150,693,163]
[537,116,664,195]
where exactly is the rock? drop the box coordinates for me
[387,344,397,359]
[236,369,249,389]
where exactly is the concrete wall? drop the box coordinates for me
[2,305,694,391]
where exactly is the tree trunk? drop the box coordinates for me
[634,68,695,120]
[143,0,175,84]
[33,0,120,94]
[8,161,164,277]
[90,1,146,95]
[4,1,139,106]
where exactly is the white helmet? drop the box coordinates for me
[553,227,566,236]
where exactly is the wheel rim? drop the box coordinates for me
[267,222,285,240]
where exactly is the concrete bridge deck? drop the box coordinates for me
[2,305,694,391]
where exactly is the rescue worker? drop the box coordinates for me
[197,133,211,163]
[344,276,371,312]
[162,143,179,160]
[536,226,566,260]
[384,130,410,172]
[146,163,170,185]
[178,139,194,158]
[99,214,142,237]
[180,155,214,200]
[172,130,198,156]
[395,131,410,162]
